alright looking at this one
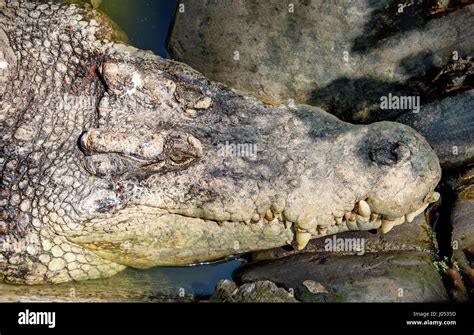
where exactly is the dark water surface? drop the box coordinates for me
[143,259,243,297]
[88,0,177,57]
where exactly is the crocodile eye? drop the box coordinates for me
[163,132,203,166]
[169,153,196,165]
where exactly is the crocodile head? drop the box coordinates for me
[0,1,441,283]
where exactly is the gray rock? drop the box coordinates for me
[170,0,474,122]
[397,90,474,169]
[234,251,449,302]
[210,279,298,303]
[451,167,474,298]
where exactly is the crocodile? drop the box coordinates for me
[0,0,441,284]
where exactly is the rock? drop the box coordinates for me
[170,1,474,122]
[444,267,470,302]
[302,280,329,294]
[234,251,449,302]
[451,167,474,298]
[209,279,298,303]
[397,90,474,169]
[251,213,435,262]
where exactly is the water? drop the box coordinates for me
[0,259,244,301]
[142,259,244,297]
[87,0,177,57]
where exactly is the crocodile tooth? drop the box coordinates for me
[405,203,429,223]
[357,200,371,217]
[380,216,405,233]
[286,239,293,246]
[318,227,328,235]
[356,214,369,224]
[244,219,251,225]
[334,217,342,225]
[346,219,358,230]
[427,191,440,204]
[344,212,352,221]
[356,214,373,230]
[264,209,274,221]
[393,216,405,226]
[284,220,293,229]
[380,219,395,234]
[405,213,415,223]
[295,231,311,250]
[370,213,379,222]
[251,213,260,222]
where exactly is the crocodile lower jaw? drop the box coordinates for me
[65,192,439,268]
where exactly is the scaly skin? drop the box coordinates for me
[0,0,441,284]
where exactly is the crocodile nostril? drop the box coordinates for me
[369,141,411,166]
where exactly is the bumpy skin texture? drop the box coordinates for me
[0,1,441,284]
